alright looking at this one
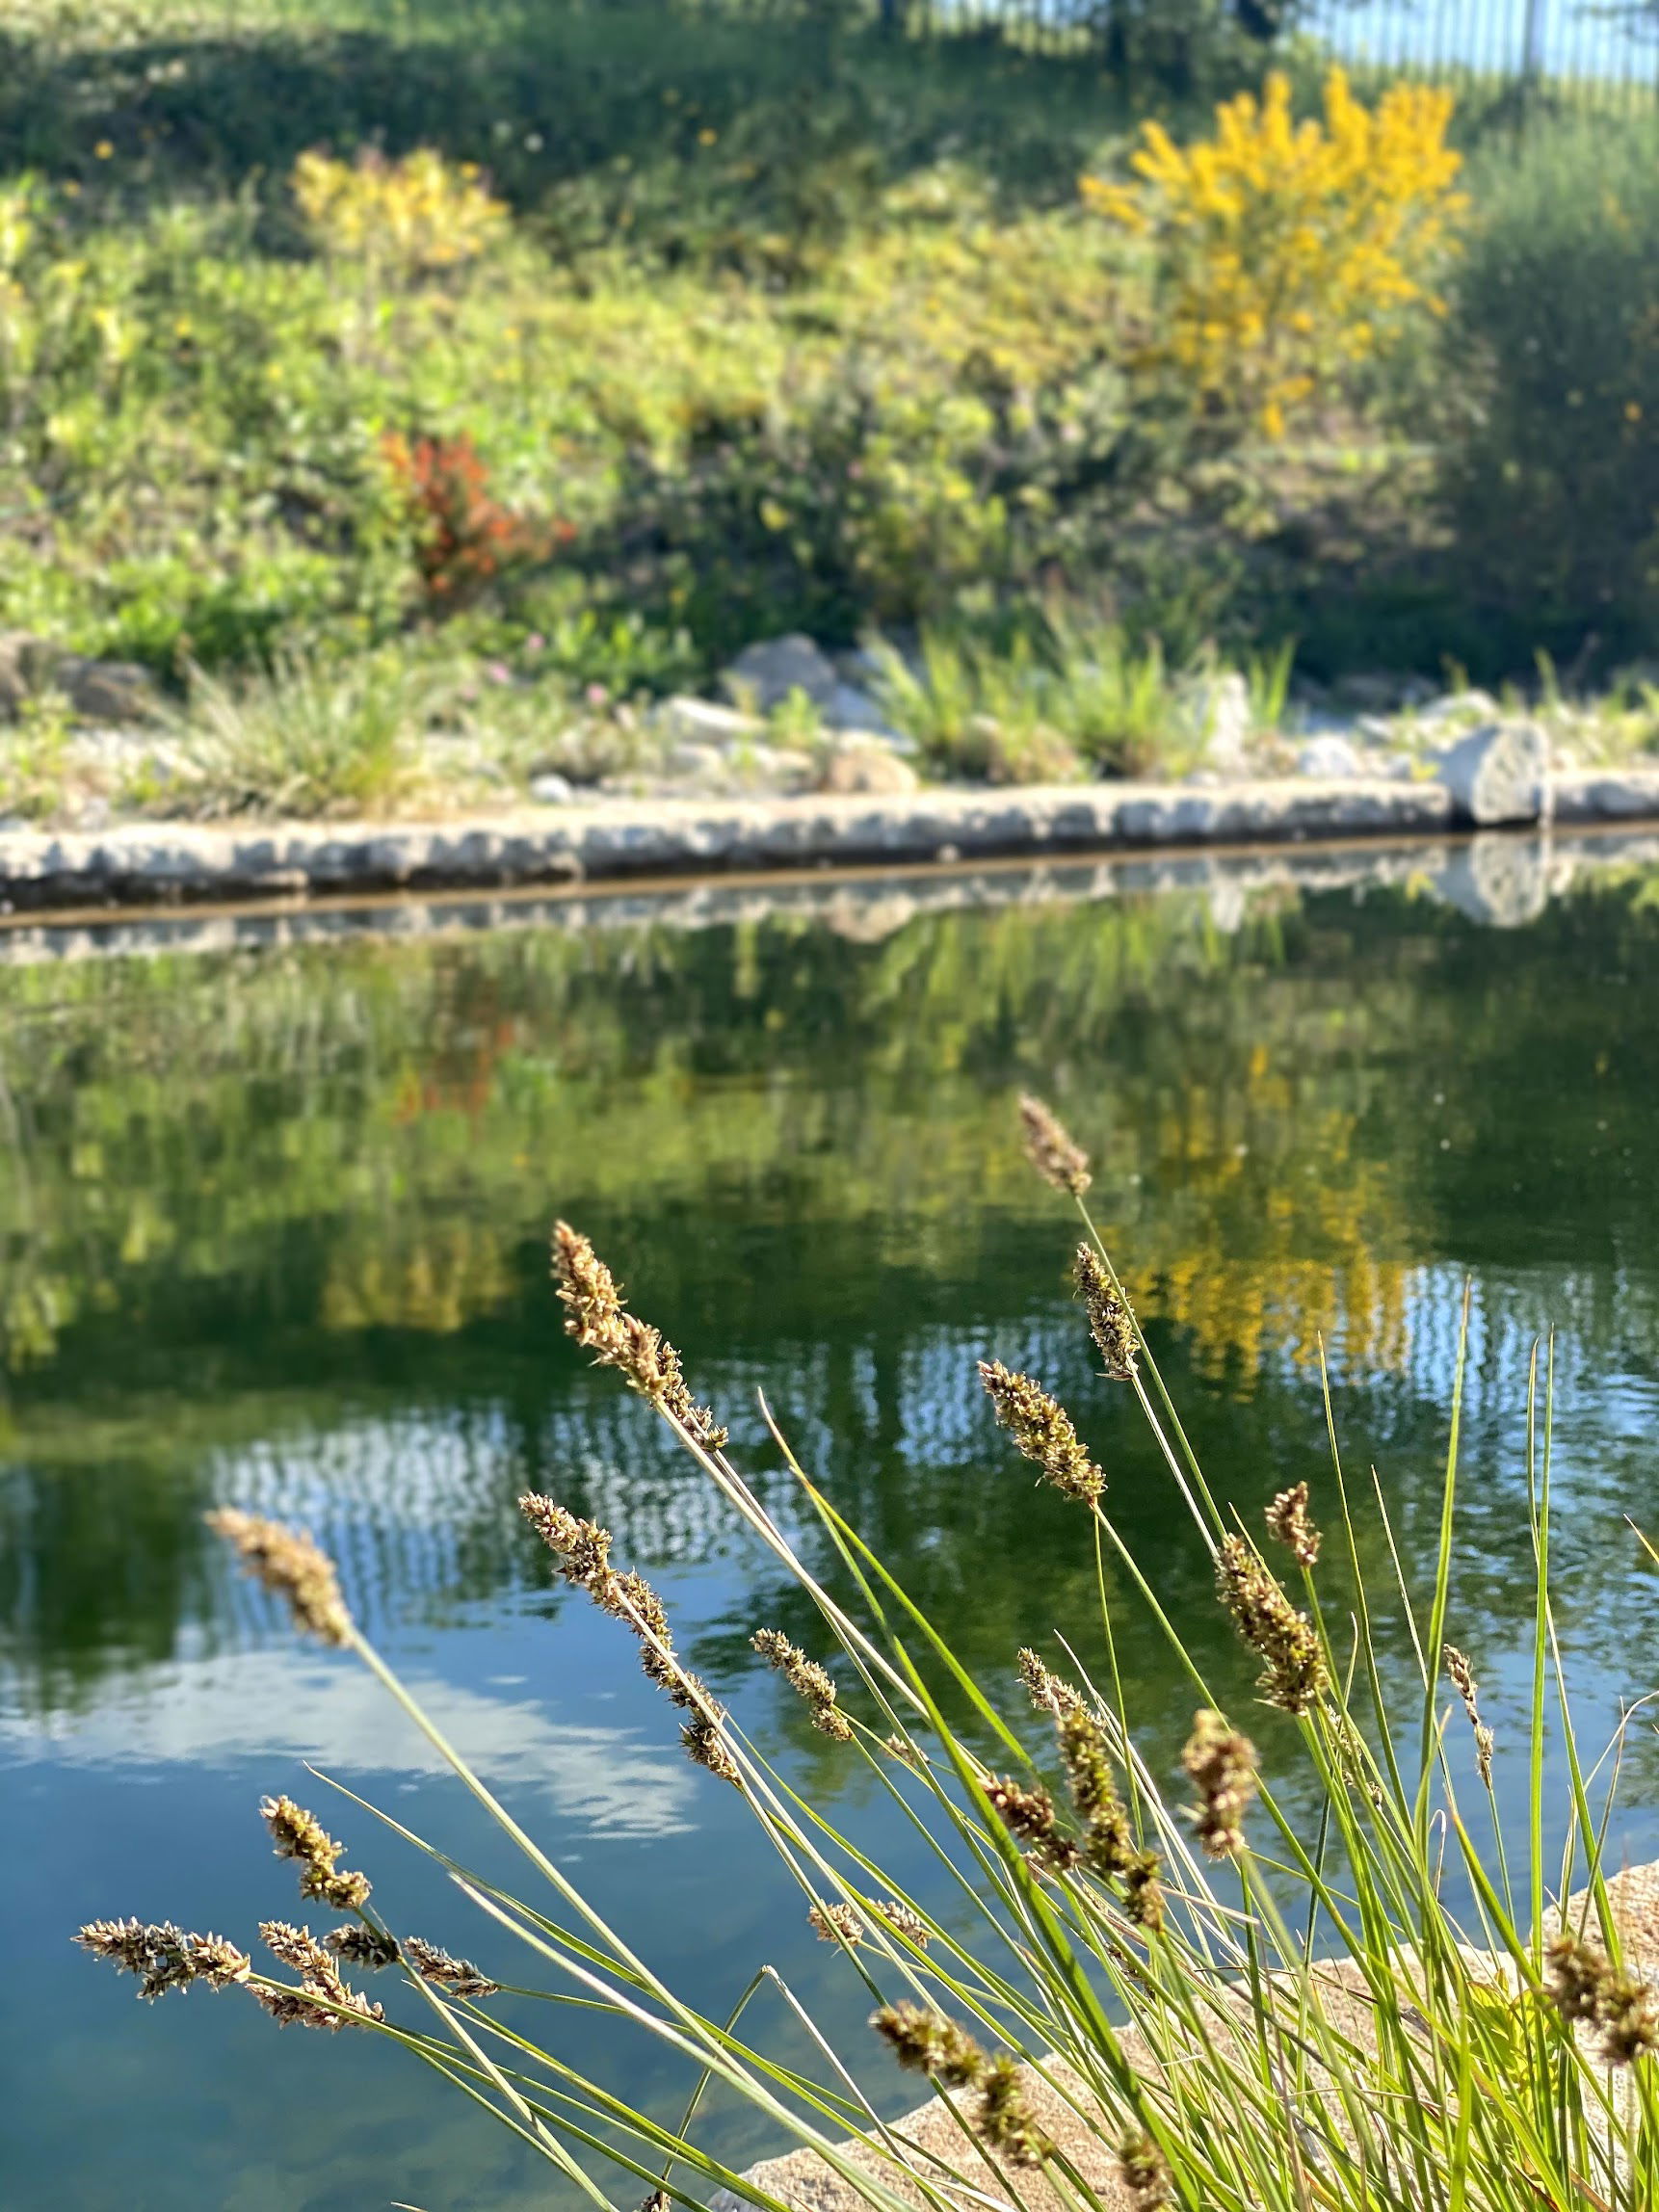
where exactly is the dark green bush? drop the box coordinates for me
[1438,117,1659,669]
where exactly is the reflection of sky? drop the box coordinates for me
[1,1643,700,1837]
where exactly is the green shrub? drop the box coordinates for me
[1438,116,1659,668]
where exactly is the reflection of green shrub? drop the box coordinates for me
[1438,118,1659,665]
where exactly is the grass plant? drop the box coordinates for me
[870,609,1202,782]
[73,1095,1659,2210]
[153,648,434,819]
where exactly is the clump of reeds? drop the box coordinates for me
[71,1106,1659,2212]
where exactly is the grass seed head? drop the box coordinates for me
[1265,1480,1321,1568]
[807,1902,864,1945]
[551,1222,727,1449]
[75,1917,250,1999]
[1444,1644,1495,1787]
[1074,1245,1137,1380]
[985,1775,1082,1873]
[979,1360,1104,1506]
[976,2051,1050,2166]
[406,1936,500,1998]
[872,2002,988,2088]
[874,1898,930,1946]
[326,1925,400,1970]
[1119,2130,1173,2208]
[1018,1093,1092,1197]
[1215,1533,1326,1714]
[752,1627,853,1740]
[1545,1933,1659,2063]
[1181,1708,1257,1858]
[256,1919,383,2031]
[259,1793,372,1909]
[205,1509,352,1646]
[680,1708,743,1785]
[1016,1647,1083,1717]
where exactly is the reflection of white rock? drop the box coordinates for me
[2,1648,699,1836]
[1435,834,1549,929]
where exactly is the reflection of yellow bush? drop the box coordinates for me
[1103,1063,1412,1383]
[292,147,507,276]
[321,1222,514,1335]
[1085,68,1463,438]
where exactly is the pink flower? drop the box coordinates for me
[525,633,545,652]
[586,682,609,706]
[487,660,513,685]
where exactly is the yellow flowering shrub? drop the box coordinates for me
[1085,68,1464,438]
[292,147,507,276]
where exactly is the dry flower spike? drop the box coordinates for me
[205,1509,353,1646]
[979,1359,1104,1506]
[1018,1093,1092,1197]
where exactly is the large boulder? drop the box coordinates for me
[1436,719,1547,826]
[724,634,840,713]
[0,632,156,724]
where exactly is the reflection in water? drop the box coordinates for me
[3,858,1659,2209]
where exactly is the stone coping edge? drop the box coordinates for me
[2,768,1657,913]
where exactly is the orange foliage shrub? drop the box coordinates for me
[381,430,568,601]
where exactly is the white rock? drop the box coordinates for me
[528,772,575,804]
[723,635,839,711]
[651,695,760,747]
[1436,720,1547,826]
[666,741,724,779]
[1420,688,1500,724]
[1297,735,1362,778]
[1198,671,1253,764]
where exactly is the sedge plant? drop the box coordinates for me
[74,1098,1659,2210]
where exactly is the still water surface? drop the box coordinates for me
[3,861,1659,2209]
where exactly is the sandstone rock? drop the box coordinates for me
[724,635,839,712]
[818,744,921,798]
[1436,720,1548,826]
[713,1861,1659,2212]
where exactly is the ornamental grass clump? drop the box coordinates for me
[73,1096,1659,2212]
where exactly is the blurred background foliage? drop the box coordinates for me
[0,0,1655,706]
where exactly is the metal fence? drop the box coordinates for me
[901,0,1659,103]
[1303,0,1659,97]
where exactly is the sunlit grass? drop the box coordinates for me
[74,1094,1659,2211]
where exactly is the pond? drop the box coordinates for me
[4,845,1659,2211]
